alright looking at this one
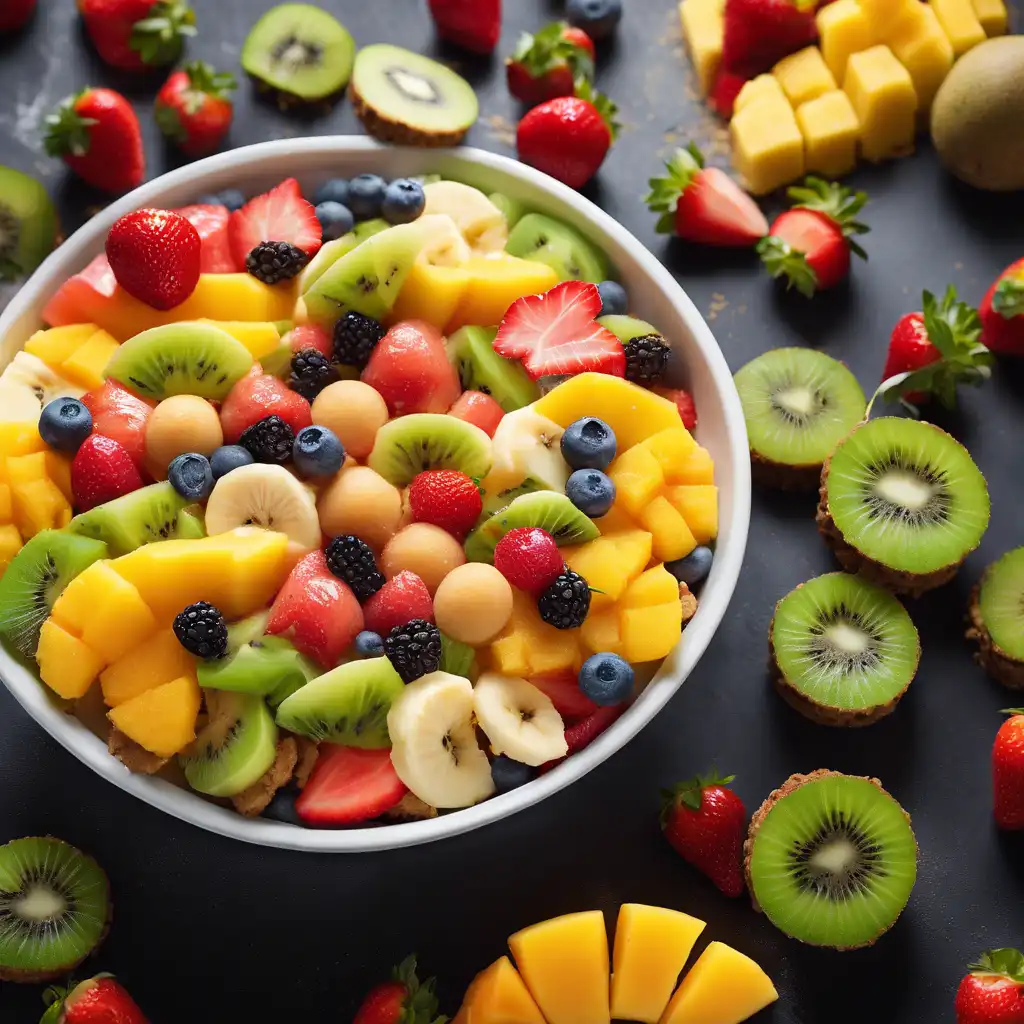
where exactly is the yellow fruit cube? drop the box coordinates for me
[390,262,470,330]
[638,496,697,563]
[734,74,786,114]
[197,320,281,360]
[10,476,72,538]
[622,566,681,609]
[817,0,873,84]
[37,618,105,699]
[490,634,531,677]
[0,523,21,577]
[889,4,954,111]
[0,422,46,459]
[730,97,805,195]
[0,484,11,525]
[611,904,706,1024]
[844,45,918,162]
[596,504,637,537]
[672,446,715,485]
[5,451,48,486]
[667,485,719,544]
[640,427,698,481]
[796,90,860,177]
[609,445,665,517]
[580,607,624,657]
[971,0,1008,35]
[930,0,986,55]
[61,329,119,389]
[498,590,582,675]
[446,257,559,333]
[859,0,918,38]
[107,674,201,758]
[24,324,98,366]
[508,911,610,1024]
[470,956,547,1024]
[565,530,653,609]
[660,941,778,1024]
[534,373,683,450]
[773,46,837,107]
[100,628,198,707]
[679,0,725,95]
[621,602,683,663]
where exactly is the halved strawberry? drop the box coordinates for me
[530,669,598,723]
[493,280,625,380]
[296,744,407,825]
[228,177,321,269]
[174,203,238,273]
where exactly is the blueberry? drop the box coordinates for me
[262,785,305,826]
[168,453,214,501]
[566,0,623,38]
[491,755,536,793]
[315,200,355,242]
[560,417,617,471]
[313,178,350,207]
[196,193,225,207]
[355,630,385,658]
[565,469,615,518]
[292,425,345,477]
[209,444,254,479]
[666,545,714,588]
[216,188,247,211]
[346,174,387,220]
[596,280,628,317]
[579,652,634,706]
[38,397,92,453]
[380,178,426,225]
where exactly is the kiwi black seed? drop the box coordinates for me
[68,481,191,557]
[770,572,920,726]
[446,325,539,413]
[367,413,493,487]
[744,769,918,950]
[966,546,1024,689]
[0,836,111,982]
[817,417,990,596]
[505,213,610,284]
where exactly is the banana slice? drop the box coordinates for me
[0,352,86,410]
[482,406,568,498]
[423,181,508,256]
[387,671,495,809]
[473,673,567,767]
[415,214,471,268]
[0,384,46,423]
[205,463,321,560]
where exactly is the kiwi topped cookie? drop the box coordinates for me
[967,547,1024,690]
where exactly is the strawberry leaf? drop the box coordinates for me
[756,236,818,298]
[511,22,594,81]
[42,93,98,158]
[993,275,1024,320]
[660,769,735,818]
[969,948,1024,984]
[1001,708,1024,715]
[391,956,447,1024]
[645,145,705,226]
[185,60,237,101]
[130,0,196,66]
[574,78,620,141]
[787,176,869,255]
[154,102,187,143]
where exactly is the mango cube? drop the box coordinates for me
[446,257,559,333]
[611,904,706,1024]
[843,45,918,163]
[197,320,281,360]
[622,566,681,608]
[61,329,119,389]
[667,485,719,544]
[490,634,531,676]
[581,607,624,657]
[391,262,470,330]
[608,445,665,516]
[859,0,919,38]
[733,75,786,114]
[10,475,72,538]
[773,46,837,107]
[971,0,1008,35]
[888,4,954,111]
[0,523,21,576]
[491,590,581,675]
[596,504,638,537]
[930,0,986,55]
[0,484,11,525]
[565,530,653,609]
[508,911,610,1024]
[638,496,697,563]
[730,97,805,195]
[37,618,105,699]
[640,427,698,481]
[107,674,201,758]
[468,956,546,1024]
[672,445,715,485]
[100,628,198,707]
[817,0,873,83]
[621,602,683,663]
[24,324,98,366]
[796,89,860,178]
[679,0,725,96]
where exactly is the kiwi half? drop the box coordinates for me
[0,167,58,282]
[69,482,190,557]
[818,417,989,597]
[735,348,867,490]
[447,326,539,413]
[505,213,609,284]
[770,572,920,726]
[349,44,479,147]
[368,413,493,487]
[744,769,918,950]
[597,314,661,343]
[0,836,110,982]
[967,547,1024,689]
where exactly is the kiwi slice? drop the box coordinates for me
[69,482,191,557]
[105,322,253,402]
[0,167,58,282]
[735,349,867,491]
[180,690,279,798]
[465,491,600,563]
[440,634,476,678]
[368,413,493,487]
[241,3,355,106]
[175,507,206,539]
[447,326,540,413]
[199,635,318,705]
[349,44,479,147]
[505,213,610,284]
[744,769,918,949]
[818,417,990,596]
[597,314,661,343]
[0,836,110,982]
[770,572,920,726]
[967,547,1024,689]
[298,219,390,295]
[275,658,405,746]
[489,193,527,230]
[0,531,107,659]
[482,479,542,517]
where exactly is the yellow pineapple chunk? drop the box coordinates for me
[843,45,918,163]
[672,446,715,485]
[638,496,697,563]
[640,427,698,481]
[24,324,98,366]
[667,485,719,544]
[469,956,547,1024]
[100,628,198,707]
[0,523,21,577]
[10,475,72,538]
[391,262,470,330]
[596,504,638,537]
[971,0,1008,35]
[859,0,919,38]
[490,634,531,677]
[0,484,12,525]
[581,607,624,657]
[796,90,860,177]
[733,75,786,114]
[889,4,954,111]
[816,0,873,83]
[107,674,201,758]
[446,257,559,333]
[679,0,725,96]
[608,445,665,517]
[622,566,681,608]
[493,590,582,675]
[621,602,683,663]
[37,618,105,699]
[930,0,986,55]
[61,329,119,389]
[197,320,281,359]
[772,46,837,107]
[565,530,652,609]
[730,97,805,195]
[45,450,74,503]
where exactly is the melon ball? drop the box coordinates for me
[434,563,513,646]
[381,523,466,594]
[145,394,223,475]
[311,380,389,460]
[317,465,403,550]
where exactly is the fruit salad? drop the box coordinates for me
[0,170,719,829]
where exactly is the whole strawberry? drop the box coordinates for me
[493,527,565,595]
[41,974,149,1024]
[353,956,445,1024]
[660,770,746,897]
[0,0,36,32]
[427,0,501,53]
[506,22,595,106]
[980,257,1024,356]
[72,434,144,512]
[106,209,202,311]
[954,949,1024,1024]
[78,0,195,71]
[43,88,145,194]
[758,177,869,297]
[155,61,236,157]
[722,0,817,78]
[517,81,619,190]
[408,470,483,541]
[994,710,1024,831]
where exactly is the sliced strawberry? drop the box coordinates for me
[493,280,625,381]
[530,669,598,723]
[228,177,321,269]
[362,571,434,637]
[296,744,407,825]
[219,366,312,443]
[709,69,750,118]
[174,203,239,273]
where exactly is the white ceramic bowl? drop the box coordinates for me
[0,138,750,851]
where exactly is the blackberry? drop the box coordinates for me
[624,335,671,384]
[239,414,295,464]
[384,619,442,683]
[246,241,310,285]
[537,569,591,629]
[173,601,228,659]
[333,311,386,368]
[324,535,386,601]
[288,348,338,401]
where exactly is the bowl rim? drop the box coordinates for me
[0,137,751,851]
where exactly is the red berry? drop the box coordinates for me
[408,470,483,542]
[296,745,407,826]
[448,390,505,437]
[71,434,144,511]
[362,571,434,638]
[653,386,698,430]
[493,527,565,595]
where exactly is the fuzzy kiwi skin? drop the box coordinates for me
[349,83,470,147]
[751,450,822,491]
[965,582,1024,690]
[247,74,346,114]
[743,769,918,951]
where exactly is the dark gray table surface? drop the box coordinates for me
[2,2,1024,1022]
